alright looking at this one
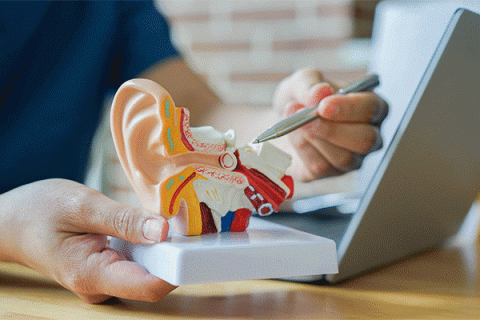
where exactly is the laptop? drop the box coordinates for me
[266,8,480,282]
[111,8,480,285]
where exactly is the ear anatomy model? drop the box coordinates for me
[111,79,294,236]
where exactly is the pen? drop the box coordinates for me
[253,74,380,144]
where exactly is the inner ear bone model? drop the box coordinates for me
[111,79,294,236]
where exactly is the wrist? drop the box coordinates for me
[0,190,26,264]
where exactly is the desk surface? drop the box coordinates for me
[2,239,480,319]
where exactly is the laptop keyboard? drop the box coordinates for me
[259,208,353,245]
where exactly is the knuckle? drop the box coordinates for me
[337,154,355,171]
[58,185,98,225]
[376,137,384,151]
[347,93,363,106]
[351,154,364,170]
[316,122,335,141]
[295,136,312,151]
[323,95,340,107]
[383,101,390,116]
[372,96,389,124]
[299,121,324,142]
[359,139,374,155]
[379,96,389,113]
[290,132,314,151]
[308,160,330,179]
[62,270,92,295]
[72,189,95,213]
[338,153,363,171]
[361,128,381,154]
[99,248,123,266]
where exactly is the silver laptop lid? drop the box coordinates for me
[328,8,480,282]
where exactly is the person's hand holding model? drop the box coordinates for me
[0,179,175,303]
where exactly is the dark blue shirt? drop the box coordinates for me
[0,1,179,193]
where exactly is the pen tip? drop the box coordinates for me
[252,139,260,144]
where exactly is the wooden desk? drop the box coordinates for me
[2,240,480,319]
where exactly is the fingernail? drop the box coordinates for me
[369,128,383,152]
[371,100,387,124]
[143,219,164,242]
[319,100,340,119]
[350,154,364,171]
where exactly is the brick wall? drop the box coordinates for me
[352,0,382,38]
[157,0,366,107]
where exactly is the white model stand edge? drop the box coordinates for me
[111,217,338,285]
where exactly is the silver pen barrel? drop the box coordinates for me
[338,74,380,94]
[254,74,380,143]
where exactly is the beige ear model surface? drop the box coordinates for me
[111,79,170,214]
[111,79,232,235]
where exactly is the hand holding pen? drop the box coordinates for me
[265,69,388,181]
[255,74,381,143]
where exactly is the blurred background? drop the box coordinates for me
[156,0,380,107]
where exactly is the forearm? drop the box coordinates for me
[139,56,222,127]
[139,57,281,145]
[0,190,24,263]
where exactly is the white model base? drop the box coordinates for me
[110,217,338,286]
